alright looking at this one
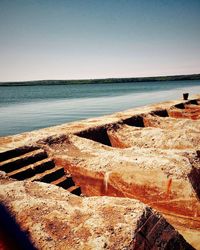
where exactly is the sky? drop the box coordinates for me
[0,0,200,82]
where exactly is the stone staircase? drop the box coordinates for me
[0,146,81,195]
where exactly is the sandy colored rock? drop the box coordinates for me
[143,114,200,133]
[168,105,200,120]
[40,134,200,222]
[1,95,200,249]
[0,177,194,250]
[107,123,200,150]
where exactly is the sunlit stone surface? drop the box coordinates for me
[0,95,200,249]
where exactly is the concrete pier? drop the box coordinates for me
[1,95,200,249]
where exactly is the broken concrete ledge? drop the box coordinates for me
[1,94,200,249]
[0,177,195,250]
[0,94,200,150]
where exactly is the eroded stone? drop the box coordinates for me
[0,178,194,250]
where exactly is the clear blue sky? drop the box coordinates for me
[0,0,199,81]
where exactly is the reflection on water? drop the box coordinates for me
[0,80,200,136]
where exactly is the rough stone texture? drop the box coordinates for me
[1,95,200,249]
[143,114,200,133]
[107,123,200,149]
[168,105,200,120]
[38,134,200,243]
[0,177,194,250]
[0,146,81,195]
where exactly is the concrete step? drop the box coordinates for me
[28,166,64,183]
[67,186,81,195]
[8,158,55,180]
[51,176,75,189]
[0,146,39,162]
[0,149,47,173]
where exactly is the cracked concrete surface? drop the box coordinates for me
[1,95,200,249]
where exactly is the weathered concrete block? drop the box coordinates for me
[0,177,194,250]
[107,123,200,150]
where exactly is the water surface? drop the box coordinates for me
[0,80,200,136]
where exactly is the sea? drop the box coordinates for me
[0,80,200,137]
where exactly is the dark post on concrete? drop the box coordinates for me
[183,93,189,100]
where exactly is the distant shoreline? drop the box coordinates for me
[0,73,200,86]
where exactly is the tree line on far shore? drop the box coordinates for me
[0,73,200,86]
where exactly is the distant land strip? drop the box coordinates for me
[0,73,200,86]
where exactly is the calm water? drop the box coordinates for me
[0,80,200,136]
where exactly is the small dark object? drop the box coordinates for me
[183,93,189,100]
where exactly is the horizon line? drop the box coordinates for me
[1,72,200,84]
